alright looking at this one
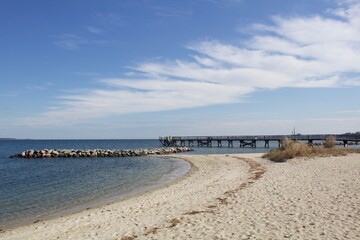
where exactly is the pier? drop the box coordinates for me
[159,134,360,148]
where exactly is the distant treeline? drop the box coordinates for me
[342,132,360,135]
[0,138,16,140]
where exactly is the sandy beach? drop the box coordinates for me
[1,153,359,240]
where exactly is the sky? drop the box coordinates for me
[1,0,359,139]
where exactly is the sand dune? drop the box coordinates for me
[1,153,359,239]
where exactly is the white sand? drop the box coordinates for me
[1,153,359,240]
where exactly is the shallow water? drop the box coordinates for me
[2,138,354,229]
[0,140,188,229]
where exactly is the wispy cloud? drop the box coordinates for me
[27,2,360,126]
[53,34,119,50]
[205,0,243,7]
[152,6,192,17]
[53,34,87,50]
[86,26,103,34]
[1,82,54,98]
[94,13,124,26]
[75,72,104,77]
[26,82,54,91]
[336,109,360,114]
[0,92,18,97]
[53,14,122,50]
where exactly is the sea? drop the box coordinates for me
[0,139,274,230]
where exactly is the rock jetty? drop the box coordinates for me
[10,147,193,159]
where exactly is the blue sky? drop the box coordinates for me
[1,0,359,139]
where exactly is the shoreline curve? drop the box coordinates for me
[0,156,192,232]
[1,153,359,240]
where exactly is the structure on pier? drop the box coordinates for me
[159,134,360,148]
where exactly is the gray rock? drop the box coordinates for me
[10,147,193,159]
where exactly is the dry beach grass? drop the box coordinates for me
[263,137,360,162]
[1,153,359,239]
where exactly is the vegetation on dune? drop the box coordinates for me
[323,136,337,148]
[263,137,360,162]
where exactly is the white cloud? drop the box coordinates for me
[75,72,104,77]
[336,109,360,114]
[27,2,360,127]
[0,92,18,97]
[152,6,192,17]
[26,82,54,91]
[53,34,87,50]
[86,26,103,34]
[205,0,243,8]
[53,34,119,50]
[95,13,123,25]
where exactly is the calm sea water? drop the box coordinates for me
[2,138,357,230]
[0,139,274,230]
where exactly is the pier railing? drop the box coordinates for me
[159,134,360,148]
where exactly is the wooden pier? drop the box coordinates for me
[159,134,360,148]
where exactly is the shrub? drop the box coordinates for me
[263,137,360,162]
[263,138,312,162]
[324,136,336,148]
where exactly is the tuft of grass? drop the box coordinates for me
[263,138,360,162]
[263,138,311,162]
[324,136,336,148]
